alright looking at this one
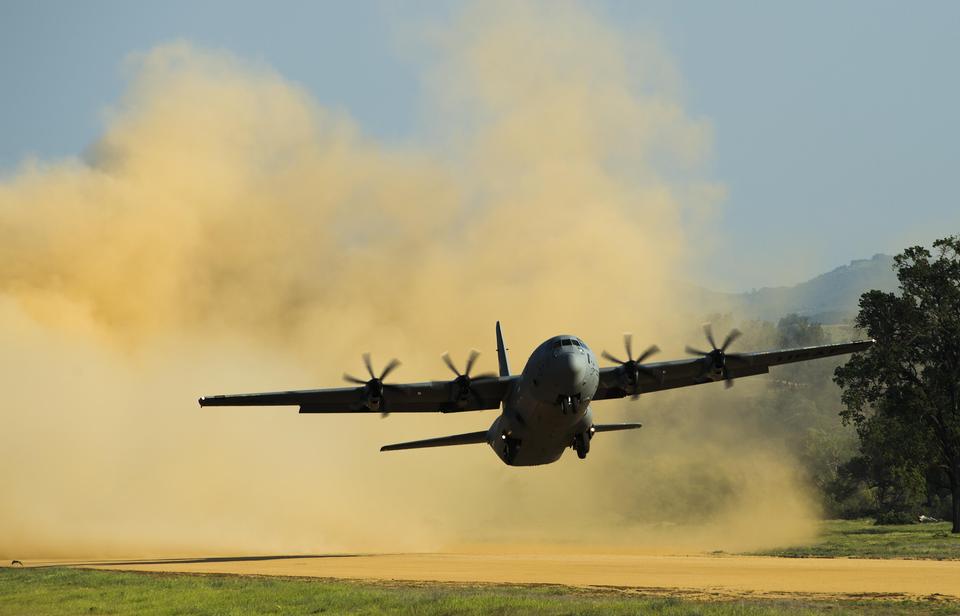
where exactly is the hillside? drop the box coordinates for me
[679,254,899,325]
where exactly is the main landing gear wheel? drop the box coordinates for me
[574,433,590,459]
[503,436,520,464]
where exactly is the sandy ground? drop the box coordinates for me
[13,551,960,600]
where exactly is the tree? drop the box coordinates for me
[777,313,828,349]
[856,408,931,523]
[834,236,960,532]
[768,315,866,517]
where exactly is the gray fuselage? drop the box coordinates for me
[487,336,600,465]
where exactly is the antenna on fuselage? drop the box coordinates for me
[495,321,511,377]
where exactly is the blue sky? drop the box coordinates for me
[2,0,958,291]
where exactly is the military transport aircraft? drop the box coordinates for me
[200,323,873,466]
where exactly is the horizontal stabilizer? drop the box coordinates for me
[381,430,489,452]
[593,422,642,433]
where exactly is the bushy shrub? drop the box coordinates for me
[875,510,916,525]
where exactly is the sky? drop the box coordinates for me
[2,0,958,291]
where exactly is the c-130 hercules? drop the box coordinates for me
[200,322,873,466]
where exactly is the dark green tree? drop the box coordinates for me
[834,236,960,532]
[777,313,828,349]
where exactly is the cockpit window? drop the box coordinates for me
[561,339,573,347]
[572,340,581,347]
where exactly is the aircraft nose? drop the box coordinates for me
[536,349,591,402]
[558,350,588,380]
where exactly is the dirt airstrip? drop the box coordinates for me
[17,550,960,601]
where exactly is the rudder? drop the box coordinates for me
[496,321,511,377]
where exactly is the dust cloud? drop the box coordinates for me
[0,2,815,559]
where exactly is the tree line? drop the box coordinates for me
[735,236,960,532]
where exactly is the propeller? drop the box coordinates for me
[601,333,661,399]
[343,353,401,416]
[442,350,498,408]
[685,324,742,388]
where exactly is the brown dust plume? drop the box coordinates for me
[0,3,815,559]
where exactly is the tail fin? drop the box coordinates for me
[381,430,488,452]
[496,321,511,377]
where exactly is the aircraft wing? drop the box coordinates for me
[593,340,874,401]
[199,376,517,413]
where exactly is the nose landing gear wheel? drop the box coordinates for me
[574,432,589,459]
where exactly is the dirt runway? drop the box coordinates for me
[22,551,960,600]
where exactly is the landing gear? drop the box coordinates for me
[574,432,590,459]
[502,435,521,464]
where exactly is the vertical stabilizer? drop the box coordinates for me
[495,321,511,377]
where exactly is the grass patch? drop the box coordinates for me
[1,567,958,616]
[755,519,960,560]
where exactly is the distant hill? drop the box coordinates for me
[678,254,899,325]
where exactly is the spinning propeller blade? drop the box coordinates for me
[602,333,661,398]
[343,353,402,416]
[442,350,496,408]
[686,325,743,388]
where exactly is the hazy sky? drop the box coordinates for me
[3,1,958,290]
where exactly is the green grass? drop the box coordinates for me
[755,519,960,560]
[1,568,958,616]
